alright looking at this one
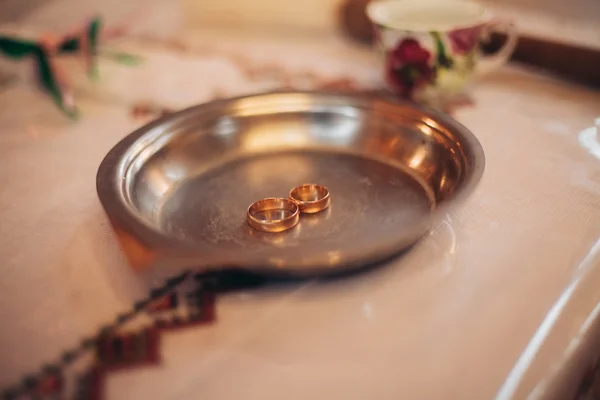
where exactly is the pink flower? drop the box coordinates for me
[386,38,434,99]
[448,26,482,54]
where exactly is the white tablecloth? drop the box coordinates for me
[1,28,600,399]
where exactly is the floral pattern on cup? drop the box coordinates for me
[447,26,482,55]
[383,28,484,101]
[368,0,518,107]
[386,38,435,98]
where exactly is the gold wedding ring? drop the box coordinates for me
[289,184,331,214]
[247,197,300,233]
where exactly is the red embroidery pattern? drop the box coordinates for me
[2,272,221,400]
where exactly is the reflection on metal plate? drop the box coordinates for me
[96,91,485,279]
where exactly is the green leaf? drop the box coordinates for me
[431,31,453,69]
[400,65,416,86]
[58,37,79,53]
[88,16,102,51]
[101,50,143,65]
[0,36,38,59]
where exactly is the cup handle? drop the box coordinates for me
[475,19,518,77]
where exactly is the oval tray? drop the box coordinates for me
[97,91,484,279]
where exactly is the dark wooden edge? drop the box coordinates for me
[486,33,600,88]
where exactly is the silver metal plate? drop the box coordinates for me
[97,91,484,279]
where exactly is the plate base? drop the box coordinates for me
[158,151,433,251]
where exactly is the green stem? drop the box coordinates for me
[33,47,78,119]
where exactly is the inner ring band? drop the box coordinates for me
[247,197,300,233]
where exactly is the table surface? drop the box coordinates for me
[0,25,600,400]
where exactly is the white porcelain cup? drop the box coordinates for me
[367,0,518,106]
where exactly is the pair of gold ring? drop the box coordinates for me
[247,184,330,233]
